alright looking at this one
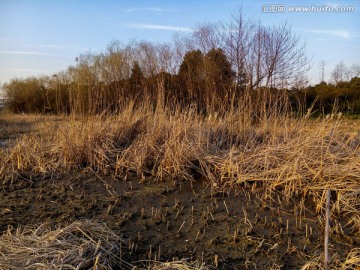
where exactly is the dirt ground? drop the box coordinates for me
[0,171,358,269]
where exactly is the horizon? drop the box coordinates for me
[1,0,360,87]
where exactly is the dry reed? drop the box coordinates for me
[146,260,207,270]
[0,219,209,270]
[1,104,359,233]
[301,248,360,270]
[0,214,358,269]
[0,220,131,270]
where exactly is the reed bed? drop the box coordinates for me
[1,105,360,233]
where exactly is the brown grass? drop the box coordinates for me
[1,105,359,232]
[0,100,359,268]
[301,248,360,270]
[0,219,209,270]
[146,261,208,270]
[0,220,358,270]
[0,220,130,270]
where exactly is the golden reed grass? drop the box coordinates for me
[0,220,130,270]
[0,220,358,270]
[0,97,359,269]
[1,103,359,233]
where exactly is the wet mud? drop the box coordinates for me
[1,172,358,269]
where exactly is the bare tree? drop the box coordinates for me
[101,41,132,84]
[172,33,188,72]
[349,64,360,79]
[263,22,310,89]
[222,10,254,91]
[135,41,160,77]
[189,22,221,53]
[292,73,309,89]
[157,43,177,74]
[331,61,347,85]
[319,60,326,83]
[222,11,310,90]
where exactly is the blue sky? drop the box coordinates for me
[0,0,359,86]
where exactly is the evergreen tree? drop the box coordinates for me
[178,50,204,104]
[205,48,235,91]
[129,61,145,97]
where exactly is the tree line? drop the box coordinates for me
[302,77,360,114]
[2,11,359,115]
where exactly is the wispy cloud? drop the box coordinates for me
[125,23,192,32]
[0,50,60,56]
[310,29,351,39]
[0,68,45,72]
[125,7,165,13]
[26,44,81,51]
[298,28,359,39]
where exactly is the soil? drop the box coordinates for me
[0,172,358,269]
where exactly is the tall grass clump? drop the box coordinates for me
[0,90,359,233]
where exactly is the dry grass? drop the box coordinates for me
[1,219,358,270]
[146,260,208,270]
[0,220,210,270]
[0,220,130,270]
[1,104,359,234]
[0,100,359,270]
[301,248,360,270]
[0,113,64,135]
[0,220,208,270]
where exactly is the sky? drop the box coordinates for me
[0,0,359,87]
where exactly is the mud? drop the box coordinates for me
[0,172,357,269]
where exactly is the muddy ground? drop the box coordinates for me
[0,115,358,269]
[0,171,358,269]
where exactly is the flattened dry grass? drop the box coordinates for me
[0,104,359,235]
[146,260,208,270]
[1,220,358,270]
[0,220,209,270]
[0,113,64,139]
[301,248,360,270]
[0,220,130,270]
